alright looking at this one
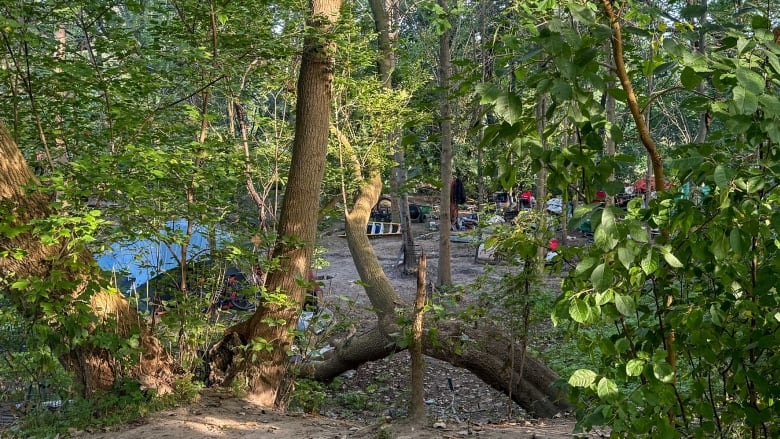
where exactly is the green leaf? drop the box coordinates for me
[617,246,635,269]
[732,86,758,115]
[736,67,765,95]
[680,3,706,19]
[591,263,614,292]
[569,369,598,387]
[569,2,596,24]
[713,164,731,189]
[628,221,649,243]
[11,280,29,290]
[597,377,619,401]
[614,293,636,316]
[710,305,725,326]
[594,289,614,306]
[575,257,598,276]
[767,52,780,76]
[680,66,701,90]
[626,359,644,377]
[662,250,684,268]
[653,361,675,384]
[569,298,591,323]
[758,94,780,115]
[641,251,658,275]
[729,228,746,256]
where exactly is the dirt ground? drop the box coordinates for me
[78,221,605,439]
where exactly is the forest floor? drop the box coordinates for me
[77,219,606,438]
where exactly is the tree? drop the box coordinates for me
[437,0,454,286]
[0,120,178,396]
[206,0,344,406]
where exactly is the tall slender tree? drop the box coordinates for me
[437,0,453,286]
[212,0,343,405]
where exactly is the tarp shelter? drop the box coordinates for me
[95,219,222,300]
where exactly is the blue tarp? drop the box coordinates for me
[95,220,218,296]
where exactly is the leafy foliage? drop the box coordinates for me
[473,0,780,436]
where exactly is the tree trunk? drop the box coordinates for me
[408,255,428,424]
[0,121,178,397]
[209,0,343,406]
[368,0,418,274]
[437,0,453,286]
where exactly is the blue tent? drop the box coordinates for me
[95,220,219,298]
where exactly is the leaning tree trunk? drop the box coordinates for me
[299,171,570,418]
[206,0,343,406]
[0,121,178,397]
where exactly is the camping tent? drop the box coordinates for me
[95,219,222,299]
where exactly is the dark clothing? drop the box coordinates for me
[452,178,467,204]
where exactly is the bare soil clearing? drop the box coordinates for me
[80,223,604,438]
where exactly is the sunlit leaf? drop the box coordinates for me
[614,293,636,316]
[597,377,619,401]
[626,359,644,377]
[569,369,597,387]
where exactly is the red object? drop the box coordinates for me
[521,191,533,200]
[595,190,607,201]
[633,177,672,193]
[548,238,559,251]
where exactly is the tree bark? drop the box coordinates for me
[367,0,418,274]
[211,0,343,406]
[409,255,427,424]
[0,120,178,397]
[437,0,453,286]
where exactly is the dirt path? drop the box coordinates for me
[79,389,582,439]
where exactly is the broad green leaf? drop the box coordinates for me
[626,359,644,376]
[680,66,701,90]
[758,94,780,115]
[628,221,649,243]
[615,337,631,353]
[729,228,745,256]
[494,92,524,124]
[593,227,619,250]
[551,79,573,101]
[710,229,729,260]
[575,257,598,276]
[617,246,635,269]
[597,377,619,401]
[569,2,596,24]
[713,165,731,190]
[594,289,614,306]
[662,250,684,268]
[653,362,675,384]
[710,304,725,326]
[569,298,591,323]
[569,369,598,387]
[11,280,29,290]
[591,263,614,292]
[736,67,765,94]
[641,251,658,275]
[732,86,758,115]
[614,293,636,316]
[476,83,501,104]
